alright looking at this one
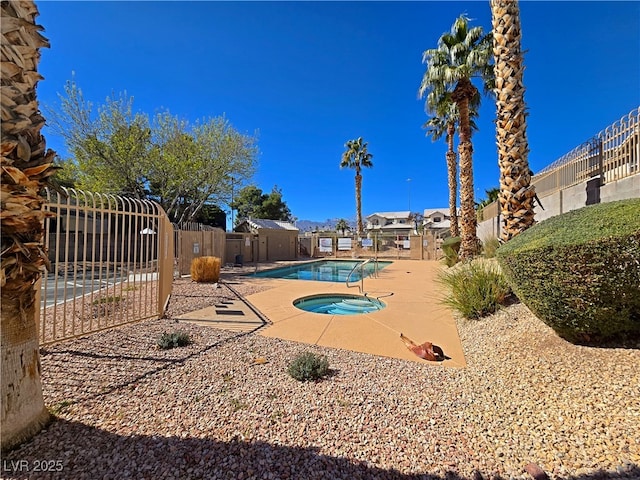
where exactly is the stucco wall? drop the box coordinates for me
[478,173,639,240]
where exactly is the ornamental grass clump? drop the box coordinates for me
[157,331,192,350]
[287,352,330,382]
[191,256,221,283]
[441,236,461,267]
[496,198,640,344]
[437,259,511,319]
[481,236,501,259]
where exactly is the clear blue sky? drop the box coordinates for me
[36,1,639,226]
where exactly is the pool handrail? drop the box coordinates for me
[346,257,378,293]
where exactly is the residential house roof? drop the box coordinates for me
[236,218,298,231]
[366,211,412,219]
[423,208,451,217]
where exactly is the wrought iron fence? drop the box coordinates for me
[38,187,174,345]
[305,231,446,261]
[481,106,639,218]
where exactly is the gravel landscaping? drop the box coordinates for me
[4,266,639,480]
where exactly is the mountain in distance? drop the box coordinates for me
[295,217,356,232]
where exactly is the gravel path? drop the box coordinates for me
[4,267,639,480]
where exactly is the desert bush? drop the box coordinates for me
[191,256,221,283]
[157,331,192,350]
[441,236,461,267]
[496,198,640,343]
[437,259,511,319]
[481,236,501,259]
[287,352,330,382]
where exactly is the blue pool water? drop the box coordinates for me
[251,260,391,282]
[294,294,386,315]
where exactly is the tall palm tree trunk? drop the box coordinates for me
[355,172,363,236]
[491,0,536,241]
[452,80,478,259]
[1,0,56,451]
[445,122,460,237]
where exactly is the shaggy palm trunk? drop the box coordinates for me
[355,171,363,236]
[445,122,460,238]
[1,0,56,451]
[452,79,478,259]
[491,0,536,241]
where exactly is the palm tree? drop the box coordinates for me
[335,219,349,236]
[340,137,373,236]
[477,186,500,208]
[1,1,56,449]
[476,186,500,221]
[419,15,493,259]
[421,91,481,239]
[490,0,535,240]
[422,100,460,238]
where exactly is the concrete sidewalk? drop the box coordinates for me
[176,298,266,333]
[246,260,466,367]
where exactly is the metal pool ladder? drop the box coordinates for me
[346,257,379,293]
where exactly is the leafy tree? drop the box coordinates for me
[491,0,536,240]
[193,204,227,229]
[419,15,493,259]
[260,186,293,221]
[45,81,258,223]
[231,185,293,225]
[340,137,373,236]
[45,79,152,199]
[232,185,264,221]
[148,113,257,223]
[51,155,80,189]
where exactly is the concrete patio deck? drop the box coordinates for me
[244,260,466,367]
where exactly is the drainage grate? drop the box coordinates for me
[215,310,245,316]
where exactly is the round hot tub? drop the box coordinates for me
[293,294,386,315]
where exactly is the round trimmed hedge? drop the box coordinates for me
[496,198,640,343]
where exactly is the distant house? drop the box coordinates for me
[422,208,456,236]
[365,211,415,236]
[363,211,417,250]
[234,218,299,261]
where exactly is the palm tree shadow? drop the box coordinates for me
[4,419,636,480]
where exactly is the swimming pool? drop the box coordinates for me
[251,259,392,282]
[293,294,386,315]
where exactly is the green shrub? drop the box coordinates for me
[191,256,221,283]
[496,198,640,343]
[481,236,501,259]
[441,236,461,267]
[437,259,511,319]
[157,331,192,350]
[287,352,330,382]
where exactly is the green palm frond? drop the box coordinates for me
[418,14,493,118]
[340,137,373,171]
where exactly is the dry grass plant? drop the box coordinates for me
[190,256,221,283]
